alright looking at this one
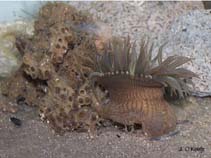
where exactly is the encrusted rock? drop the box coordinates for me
[0,2,103,134]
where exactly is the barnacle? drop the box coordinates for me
[0,2,102,135]
[0,68,46,107]
[91,36,198,138]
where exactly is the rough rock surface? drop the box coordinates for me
[161,10,211,93]
[0,21,33,78]
[69,1,203,41]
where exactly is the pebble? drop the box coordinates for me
[10,117,22,127]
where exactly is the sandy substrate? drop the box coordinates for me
[0,97,210,158]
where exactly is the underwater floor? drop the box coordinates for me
[0,97,210,158]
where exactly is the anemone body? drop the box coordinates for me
[95,74,176,137]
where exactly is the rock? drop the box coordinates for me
[161,10,211,93]
[69,1,203,41]
[0,21,33,78]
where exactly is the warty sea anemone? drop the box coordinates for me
[90,36,198,138]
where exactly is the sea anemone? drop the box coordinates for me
[90,36,198,138]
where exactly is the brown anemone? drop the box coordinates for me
[90,36,198,138]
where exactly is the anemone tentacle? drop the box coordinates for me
[94,36,198,98]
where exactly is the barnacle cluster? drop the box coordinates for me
[0,2,198,138]
[0,2,102,135]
